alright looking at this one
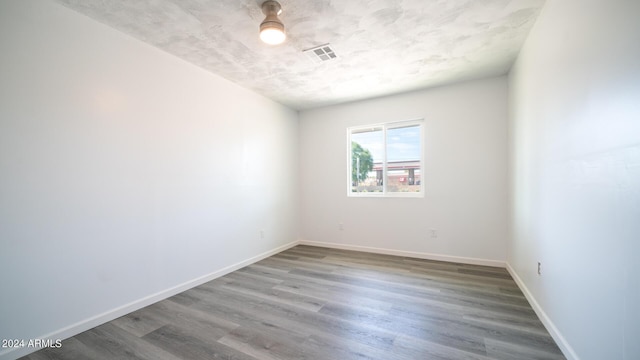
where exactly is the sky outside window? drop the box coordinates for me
[351,125,420,162]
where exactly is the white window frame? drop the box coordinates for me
[347,119,424,198]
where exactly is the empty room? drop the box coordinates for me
[0,0,638,359]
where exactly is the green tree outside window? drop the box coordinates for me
[351,141,373,185]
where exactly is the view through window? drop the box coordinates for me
[348,120,423,196]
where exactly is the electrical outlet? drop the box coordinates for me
[537,261,542,275]
[260,230,265,239]
[430,229,437,238]
[338,223,344,231]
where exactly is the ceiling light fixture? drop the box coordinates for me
[259,0,286,45]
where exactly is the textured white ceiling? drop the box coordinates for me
[54,0,545,110]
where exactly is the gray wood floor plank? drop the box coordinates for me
[300,333,404,360]
[74,323,184,360]
[220,281,326,312]
[484,337,566,360]
[22,245,565,360]
[272,279,396,313]
[462,312,549,335]
[217,325,310,360]
[393,334,493,360]
[142,324,260,360]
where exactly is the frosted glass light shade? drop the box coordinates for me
[260,28,286,45]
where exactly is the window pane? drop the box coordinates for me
[386,125,421,192]
[351,128,383,193]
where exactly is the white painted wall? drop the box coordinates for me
[299,77,509,264]
[507,0,640,359]
[0,1,298,358]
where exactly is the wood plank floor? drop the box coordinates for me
[23,245,565,360]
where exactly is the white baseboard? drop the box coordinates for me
[298,240,506,268]
[0,240,299,360]
[506,263,579,360]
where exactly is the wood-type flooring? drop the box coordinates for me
[23,245,565,360]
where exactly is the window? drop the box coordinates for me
[348,119,423,197]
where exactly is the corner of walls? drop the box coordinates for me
[505,263,579,360]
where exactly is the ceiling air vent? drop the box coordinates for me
[303,44,337,63]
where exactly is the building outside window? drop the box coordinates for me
[348,119,423,197]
